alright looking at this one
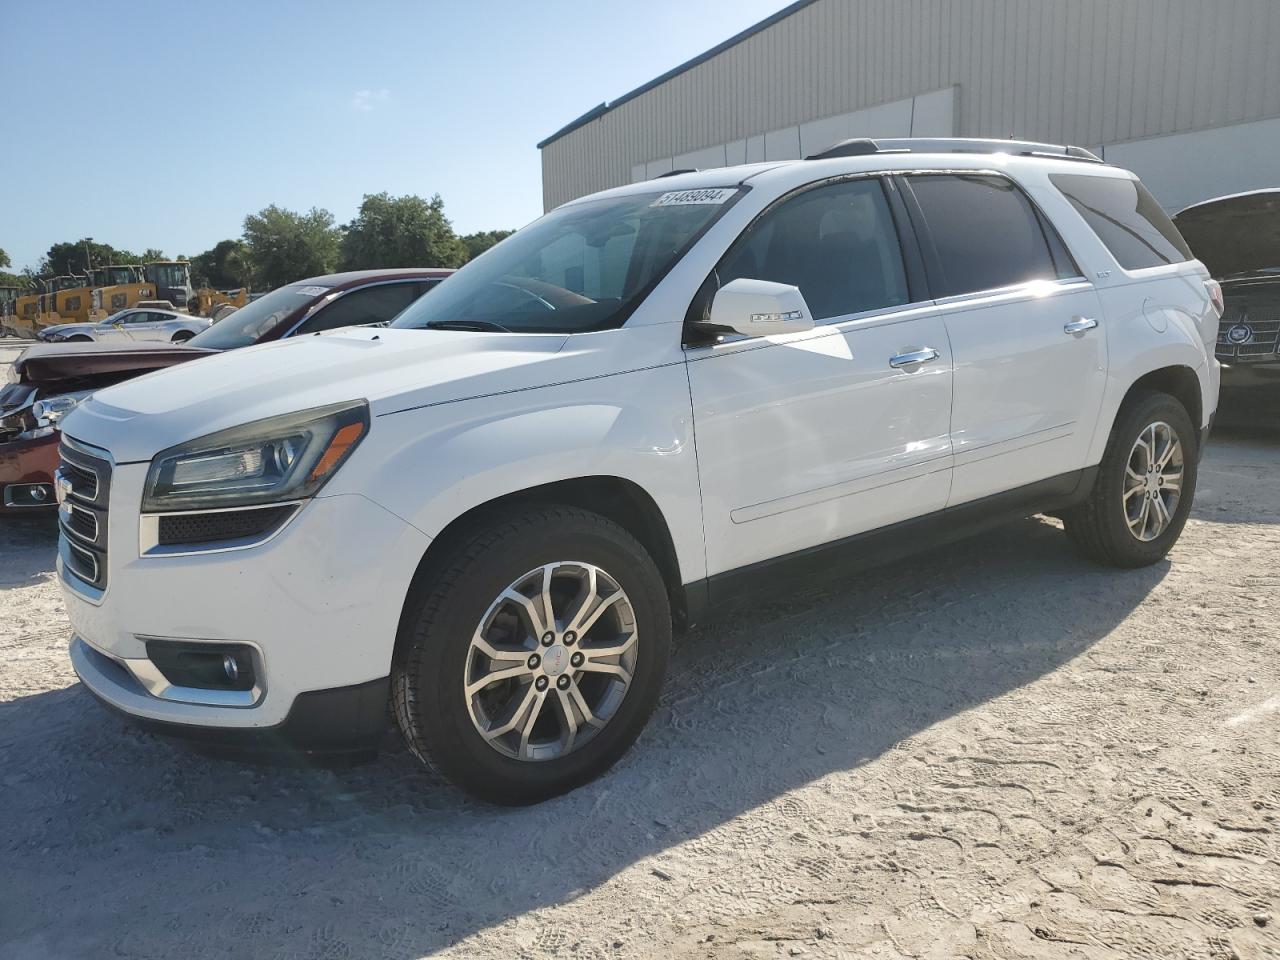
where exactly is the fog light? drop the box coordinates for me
[145,640,256,692]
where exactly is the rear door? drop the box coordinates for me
[686,175,954,577]
[901,172,1108,506]
[100,309,154,341]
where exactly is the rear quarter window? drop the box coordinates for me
[906,174,1071,297]
[1050,173,1193,271]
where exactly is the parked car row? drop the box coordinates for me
[36,307,211,343]
[0,269,452,509]
[41,139,1222,804]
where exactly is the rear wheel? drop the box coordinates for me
[171,330,194,342]
[392,506,671,804]
[1063,391,1198,567]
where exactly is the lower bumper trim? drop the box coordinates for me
[81,672,391,762]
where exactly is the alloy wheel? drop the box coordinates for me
[464,562,638,761]
[1123,420,1184,542]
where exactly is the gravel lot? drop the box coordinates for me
[2,341,1278,959]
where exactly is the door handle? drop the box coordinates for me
[1064,316,1098,335]
[888,347,940,369]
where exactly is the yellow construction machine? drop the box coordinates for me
[87,264,155,320]
[10,275,89,335]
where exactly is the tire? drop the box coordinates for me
[1062,390,1199,567]
[67,335,92,342]
[392,505,672,804]
[171,331,194,342]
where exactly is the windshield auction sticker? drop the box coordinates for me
[650,188,737,207]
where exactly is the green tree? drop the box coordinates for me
[191,239,252,289]
[39,238,148,275]
[0,248,10,269]
[460,229,515,263]
[243,205,341,289]
[340,192,467,271]
[142,247,166,262]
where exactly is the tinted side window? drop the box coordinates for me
[1050,173,1192,270]
[297,282,422,334]
[718,177,910,321]
[908,174,1062,297]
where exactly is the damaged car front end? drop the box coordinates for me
[1,343,209,512]
[1175,190,1280,388]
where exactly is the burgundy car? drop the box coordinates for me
[0,269,452,512]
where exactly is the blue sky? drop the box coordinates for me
[0,0,790,272]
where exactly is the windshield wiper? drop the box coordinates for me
[423,319,512,332]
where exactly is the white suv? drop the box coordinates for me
[58,139,1221,804]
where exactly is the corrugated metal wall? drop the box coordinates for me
[541,0,1280,210]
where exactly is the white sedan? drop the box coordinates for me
[37,308,211,344]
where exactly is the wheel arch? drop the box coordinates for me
[393,475,690,665]
[1119,365,1203,441]
[1090,361,1208,465]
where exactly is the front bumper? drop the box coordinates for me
[73,636,389,759]
[61,458,431,754]
[0,431,59,511]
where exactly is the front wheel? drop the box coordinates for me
[392,506,671,804]
[1062,391,1199,567]
[171,330,194,342]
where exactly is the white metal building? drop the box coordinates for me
[539,0,1280,213]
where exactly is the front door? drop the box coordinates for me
[902,173,1108,505]
[685,176,954,579]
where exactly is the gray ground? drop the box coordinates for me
[2,340,1278,959]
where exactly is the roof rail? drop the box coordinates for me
[657,168,699,178]
[805,137,1103,164]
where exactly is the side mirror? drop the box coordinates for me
[701,278,815,338]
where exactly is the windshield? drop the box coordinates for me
[188,283,329,349]
[95,267,139,286]
[148,263,190,288]
[392,187,742,333]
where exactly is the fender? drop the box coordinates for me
[1086,271,1218,466]
[323,360,707,585]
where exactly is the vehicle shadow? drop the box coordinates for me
[1195,428,1280,524]
[0,518,1167,959]
[0,513,59,589]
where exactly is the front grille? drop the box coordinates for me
[58,459,98,502]
[157,505,295,546]
[64,503,98,542]
[58,439,112,591]
[1216,285,1280,363]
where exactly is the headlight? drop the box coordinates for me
[142,401,369,512]
[32,395,81,424]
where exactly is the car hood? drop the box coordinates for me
[61,326,645,462]
[13,341,213,390]
[1173,189,1280,279]
[38,322,94,337]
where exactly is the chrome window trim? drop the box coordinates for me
[929,276,1097,314]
